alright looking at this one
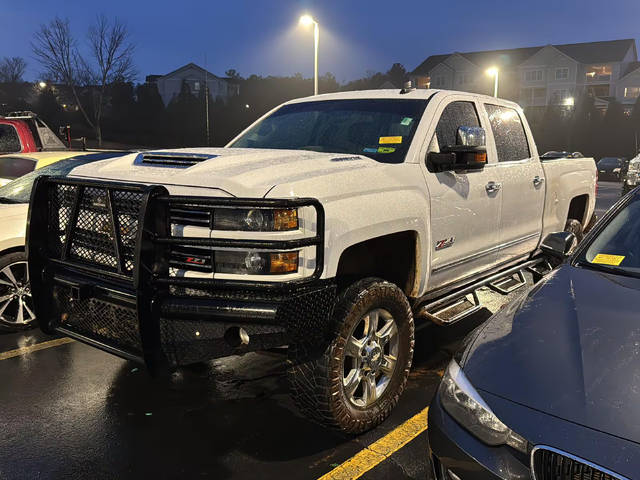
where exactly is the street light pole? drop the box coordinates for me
[486,67,499,97]
[300,15,319,95]
[313,21,319,96]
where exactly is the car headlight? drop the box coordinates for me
[214,208,298,231]
[439,360,528,453]
[613,168,621,173]
[215,250,299,274]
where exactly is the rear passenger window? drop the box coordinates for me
[0,157,36,180]
[434,101,480,149]
[0,125,21,153]
[484,105,530,162]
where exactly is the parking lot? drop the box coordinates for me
[0,182,621,480]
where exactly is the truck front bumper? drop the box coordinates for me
[27,176,331,371]
[49,272,335,367]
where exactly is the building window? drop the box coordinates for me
[433,75,446,87]
[193,81,201,91]
[624,87,640,99]
[587,84,610,97]
[555,68,569,80]
[415,76,430,89]
[524,70,543,81]
[457,73,472,85]
[585,65,612,82]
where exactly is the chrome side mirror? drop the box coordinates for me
[540,231,576,259]
[456,126,486,148]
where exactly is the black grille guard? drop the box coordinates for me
[26,176,327,370]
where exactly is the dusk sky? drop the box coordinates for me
[2,0,639,84]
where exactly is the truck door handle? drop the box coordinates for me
[533,176,544,187]
[485,182,502,194]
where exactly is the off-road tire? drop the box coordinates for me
[287,278,414,434]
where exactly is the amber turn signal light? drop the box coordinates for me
[273,209,298,231]
[270,251,299,273]
[474,152,487,163]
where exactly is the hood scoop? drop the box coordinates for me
[136,152,218,168]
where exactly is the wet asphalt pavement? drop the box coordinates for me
[0,182,620,480]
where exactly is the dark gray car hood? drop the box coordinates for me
[463,264,640,444]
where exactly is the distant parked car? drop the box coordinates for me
[597,156,626,181]
[0,150,97,187]
[622,153,640,195]
[428,192,640,479]
[0,151,129,331]
[540,150,570,159]
[540,151,584,160]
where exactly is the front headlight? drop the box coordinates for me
[439,360,528,453]
[214,208,298,231]
[613,168,621,173]
[216,250,299,274]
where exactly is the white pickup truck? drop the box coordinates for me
[26,88,596,433]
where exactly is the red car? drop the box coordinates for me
[0,111,67,154]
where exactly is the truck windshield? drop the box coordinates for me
[229,99,428,164]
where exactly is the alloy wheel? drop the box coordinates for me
[0,261,35,327]
[342,308,399,407]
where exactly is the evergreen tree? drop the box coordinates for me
[601,99,630,158]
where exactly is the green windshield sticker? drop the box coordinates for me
[378,147,396,154]
[400,117,413,126]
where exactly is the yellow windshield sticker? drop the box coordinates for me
[378,147,396,153]
[592,254,625,266]
[379,136,403,144]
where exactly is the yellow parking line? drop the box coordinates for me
[0,337,74,361]
[318,407,429,480]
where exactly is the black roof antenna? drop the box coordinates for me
[400,80,415,94]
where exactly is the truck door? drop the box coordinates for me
[421,98,502,290]
[481,103,545,264]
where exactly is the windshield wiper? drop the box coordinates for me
[0,197,22,204]
[574,260,640,279]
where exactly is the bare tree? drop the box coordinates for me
[85,15,135,145]
[31,16,135,146]
[0,57,28,83]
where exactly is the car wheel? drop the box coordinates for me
[564,219,583,252]
[288,278,414,434]
[0,252,36,332]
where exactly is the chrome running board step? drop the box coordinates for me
[417,290,482,325]
[414,257,550,327]
[488,270,526,294]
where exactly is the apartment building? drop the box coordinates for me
[410,39,640,112]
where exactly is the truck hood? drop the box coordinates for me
[463,265,640,444]
[69,147,380,197]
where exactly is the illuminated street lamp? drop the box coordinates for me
[299,14,319,95]
[38,81,47,89]
[486,67,499,97]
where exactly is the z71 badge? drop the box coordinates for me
[435,237,455,251]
